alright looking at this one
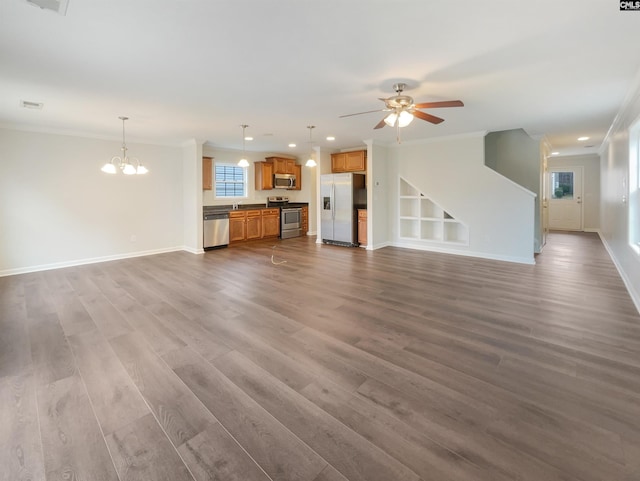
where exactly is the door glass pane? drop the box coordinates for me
[551,171,574,199]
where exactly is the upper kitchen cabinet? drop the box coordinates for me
[266,157,296,174]
[255,161,273,190]
[203,157,213,190]
[256,157,302,190]
[331,150,366,173]
[292,163,301,191]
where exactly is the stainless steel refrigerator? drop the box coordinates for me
[321,173,366,246]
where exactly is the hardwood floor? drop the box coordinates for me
[2,231,640,481]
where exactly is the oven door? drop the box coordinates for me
[281,208,302,238]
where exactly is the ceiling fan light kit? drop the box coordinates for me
[340,82,464,142]
[101,116,149,175]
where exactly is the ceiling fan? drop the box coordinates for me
[339,83,464,141]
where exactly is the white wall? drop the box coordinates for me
[0,128,184,275]
[367,140,391,249]
[386,133,536,264]
[600,74,640,312]
[484,129,543,252]
[202,146,317,234]
[182,140,203,253]
[549,154,600,231]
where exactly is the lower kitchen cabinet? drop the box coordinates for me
[229,208,280,244]
[246,210,262,240]
[262,208,280,238]
[358,209,367,246]
[229,211,247,242]
[301,206,309,234]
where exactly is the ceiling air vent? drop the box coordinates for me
[20,100,44,110]
[23,0,69,16]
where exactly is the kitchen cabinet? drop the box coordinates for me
[229,211,246,242]
[246,210,262,240]
[203,157,213,190]
[331,150,366,173]
[292,164,302,191]
[255,161,273,191]
[357,209,367,246]
[261,208,280,238]
[230,208,280,243]
[301,205,309,234]
[266,157,296,174]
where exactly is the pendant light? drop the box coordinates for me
[101,116,148,175]
[238,124,250,168]
[305,125,317,167]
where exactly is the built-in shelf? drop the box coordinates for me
[398,177,469,245]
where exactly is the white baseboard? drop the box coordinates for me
[597,230,640,315]
[369,241,392,250]
[0,246,186,277]
[390,242,535,265]
[306,231,317,236]
[182,246,205,255]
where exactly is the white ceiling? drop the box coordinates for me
[1,0,640,157]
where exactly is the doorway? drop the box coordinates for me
[548,166,583,231]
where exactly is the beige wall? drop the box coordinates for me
[0,128,184,275]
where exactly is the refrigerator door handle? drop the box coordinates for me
[331,183,335,220]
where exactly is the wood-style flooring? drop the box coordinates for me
[2,231,640,481]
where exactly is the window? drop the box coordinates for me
[551,171,574,199]
[215,164,247,198]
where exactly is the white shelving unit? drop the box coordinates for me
[399,177,469,245]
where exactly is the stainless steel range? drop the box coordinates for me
[267,196,302,239]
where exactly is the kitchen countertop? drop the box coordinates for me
[203,202,308,213]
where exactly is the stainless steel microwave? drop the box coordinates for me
[274,173,296,189]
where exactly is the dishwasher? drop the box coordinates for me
[203,212,230,249]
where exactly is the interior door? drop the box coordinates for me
[548,167,583,231]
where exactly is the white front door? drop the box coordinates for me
[548,167,583,231]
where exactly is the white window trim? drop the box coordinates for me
[214,162,248,200]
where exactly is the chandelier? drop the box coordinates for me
[101,116,148,175]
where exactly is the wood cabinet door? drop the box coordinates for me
[292,164,302,190]
[357,209,367,246]
[271,158,285,173]
[246,212,262,240]
[262,214,280,238]
[301,206,308,233]
[345,151,366,172]
[229,216,246,242]
[331,153,346,172]
[255,162,273,190]
[202,157,213,190]
[285,159,296,174]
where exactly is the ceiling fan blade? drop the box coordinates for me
[414,100,464,109]
[412,110,445,124]
[339,109,386,118]
[374,117,387,129]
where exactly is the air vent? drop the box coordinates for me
[20,100,44,110]
[23,0,69,16]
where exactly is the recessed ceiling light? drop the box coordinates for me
[288,143,296,148]
[326,136,335,141]
[577,136,589,141]
[20,100,43,110]
[551,152,559,156]
[244,136,253,141]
